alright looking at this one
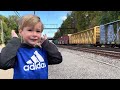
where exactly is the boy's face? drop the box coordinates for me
[19,22,42,46]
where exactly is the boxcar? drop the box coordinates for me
[69,26,100,45]
[100,20,120,47]
[58,34,72,45]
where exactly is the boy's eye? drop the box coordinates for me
[36,31,41,33]
[28,29,32,31]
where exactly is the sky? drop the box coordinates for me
[0,11,71,37]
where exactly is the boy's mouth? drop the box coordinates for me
[30,39,38,42]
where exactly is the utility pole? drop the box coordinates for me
[74,17,77,33]
[34,11,35,15]
[71,14,77,33]
[0,19,4,47]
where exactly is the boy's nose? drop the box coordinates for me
[32,31,38,36]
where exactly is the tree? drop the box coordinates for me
[0,15,19,44]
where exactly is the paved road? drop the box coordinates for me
[0,69,13,79]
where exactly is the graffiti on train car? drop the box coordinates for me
[100,20,120,45]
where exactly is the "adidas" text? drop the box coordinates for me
[23,62,46,71]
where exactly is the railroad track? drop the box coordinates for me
[58,45,120,59]
[58,45,120,69]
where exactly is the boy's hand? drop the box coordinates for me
[11,30,18,38]
[36,34,47,47]
[41,34,47,43]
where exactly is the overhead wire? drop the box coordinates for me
[14,11,21,18]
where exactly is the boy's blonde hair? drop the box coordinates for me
[18,14,44,32]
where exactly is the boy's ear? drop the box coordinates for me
[19,29,22,36]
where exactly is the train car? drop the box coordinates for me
[69,26,100,45]
[56,20,120,48]
[52,39,58,45]
[58,34,72,45]
[100,20,120,47]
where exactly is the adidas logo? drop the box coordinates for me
[23,51,46,71]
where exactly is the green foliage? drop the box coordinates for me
[0,15,19,44]
[54,11,120,38]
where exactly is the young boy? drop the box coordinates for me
[0,14,62,79]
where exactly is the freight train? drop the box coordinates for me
[53,20,120,48]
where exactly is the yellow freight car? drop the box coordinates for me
[69,26,100,45]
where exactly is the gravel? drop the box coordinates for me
[1,47,120,79]
[49,47,120,79]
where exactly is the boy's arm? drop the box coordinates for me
[41,39,62,65]
[0,37,21,70]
